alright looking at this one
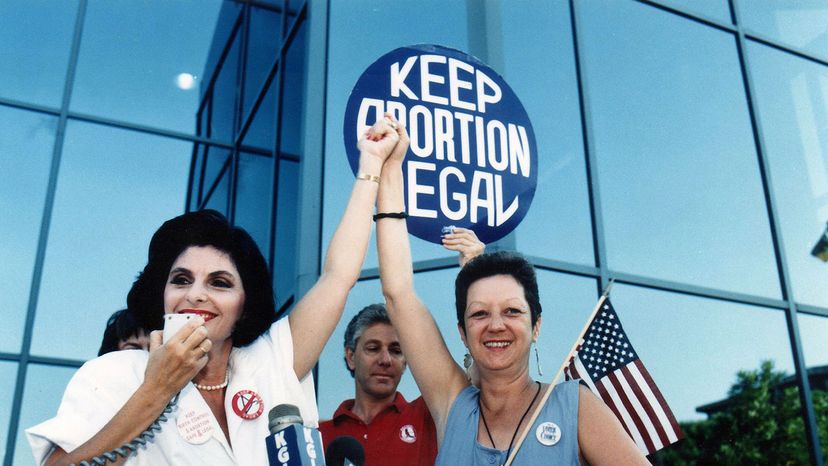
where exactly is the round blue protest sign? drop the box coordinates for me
[344,44,537,244]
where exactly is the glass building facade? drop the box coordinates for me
[1,1,827,464]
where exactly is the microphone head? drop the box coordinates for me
[268,404,303,433]
[325,435,365,466]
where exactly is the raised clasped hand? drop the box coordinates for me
[358,113,408,168]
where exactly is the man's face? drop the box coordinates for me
[346,323,406,400]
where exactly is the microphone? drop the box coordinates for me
[324,436,365,466]
[265,404,326,465]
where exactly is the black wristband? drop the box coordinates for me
[373,212,408,221]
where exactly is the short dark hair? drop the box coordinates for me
[98,308,151,356]
[127,209,275,347]
[455,251,542,332]
[343,303,391,377]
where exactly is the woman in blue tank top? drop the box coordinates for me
[373,120,649,465]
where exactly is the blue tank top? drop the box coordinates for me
[436,380,581,466]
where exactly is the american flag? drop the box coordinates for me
[564,297,683,455]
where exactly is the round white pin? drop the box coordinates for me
[535,421,562,446]
[177,408,214,444]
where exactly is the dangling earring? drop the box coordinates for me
[463,352,473,380]
[533,341,543,377]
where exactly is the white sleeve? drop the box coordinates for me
[25,352,146,465]
[267,317,319,427]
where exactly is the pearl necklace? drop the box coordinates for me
[194,373,229,391]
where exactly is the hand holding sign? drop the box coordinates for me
[441,227,485,267]
[345,45,537,244]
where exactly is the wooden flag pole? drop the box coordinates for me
[503,280,614,466]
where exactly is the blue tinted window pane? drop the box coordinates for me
[14,364,76,466]
[209,33,241,142]
[0,362,17,462]
[500,1,593,265]
[0,108,57,353]
[324,1,469,268]
[201,146,231,205]
[749,43,828,307]
[201,2,243,94]
[242,6,282,130]
[581,1,780,298]
[740,1,828,61]
[799,313,828,369]
[274,159,299,308]
[30,122,189,360]
[188,145,204,211]
[610,286,794,422]
[0,0,77,107]
[242,76,279,151]
[279,20,307,160]
[652,0,731,23]
[316,269,597,419]
[205,169,230,216]
[71,0,222,133]
[235,152,273,258]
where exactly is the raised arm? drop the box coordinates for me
[43,321,209,466]
[376,119,469,442]
[289,117,398,379]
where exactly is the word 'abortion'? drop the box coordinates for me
[356,55,533,227]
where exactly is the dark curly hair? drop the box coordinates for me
[455,251,542,332]
[127,209,275,347]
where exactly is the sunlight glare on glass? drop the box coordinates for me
[175,72,197,90]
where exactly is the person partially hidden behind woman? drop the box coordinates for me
[374,120,650,464]
[98,308,152,356]
[26,115,404,466]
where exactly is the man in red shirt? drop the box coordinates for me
[320,304,437,465]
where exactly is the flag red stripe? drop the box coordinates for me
[633,360,683,439]
[607,373,656,453]
[621,365,670,448]
[594,378,633,439]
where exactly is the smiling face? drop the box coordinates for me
[460,274,540,376]
[163,245,246,345]
[346,323,406,401]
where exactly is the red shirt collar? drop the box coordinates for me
[332,392,409,423]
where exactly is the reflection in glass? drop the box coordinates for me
[609,286,803,463]
[499,1,594,265]
[0,0,77,107]
[740,0,828,61]
[0,362,17,462]
[0,108,57,353]
[14,364,76,466]
[30,122,190,361]
[235,152,273,259]
[580,1,779,298]
[71,0,222,133]
[799,313,828,369]
[323,0,469,268]
[749,42,828,308]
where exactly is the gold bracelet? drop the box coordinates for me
[356,173,380,184]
